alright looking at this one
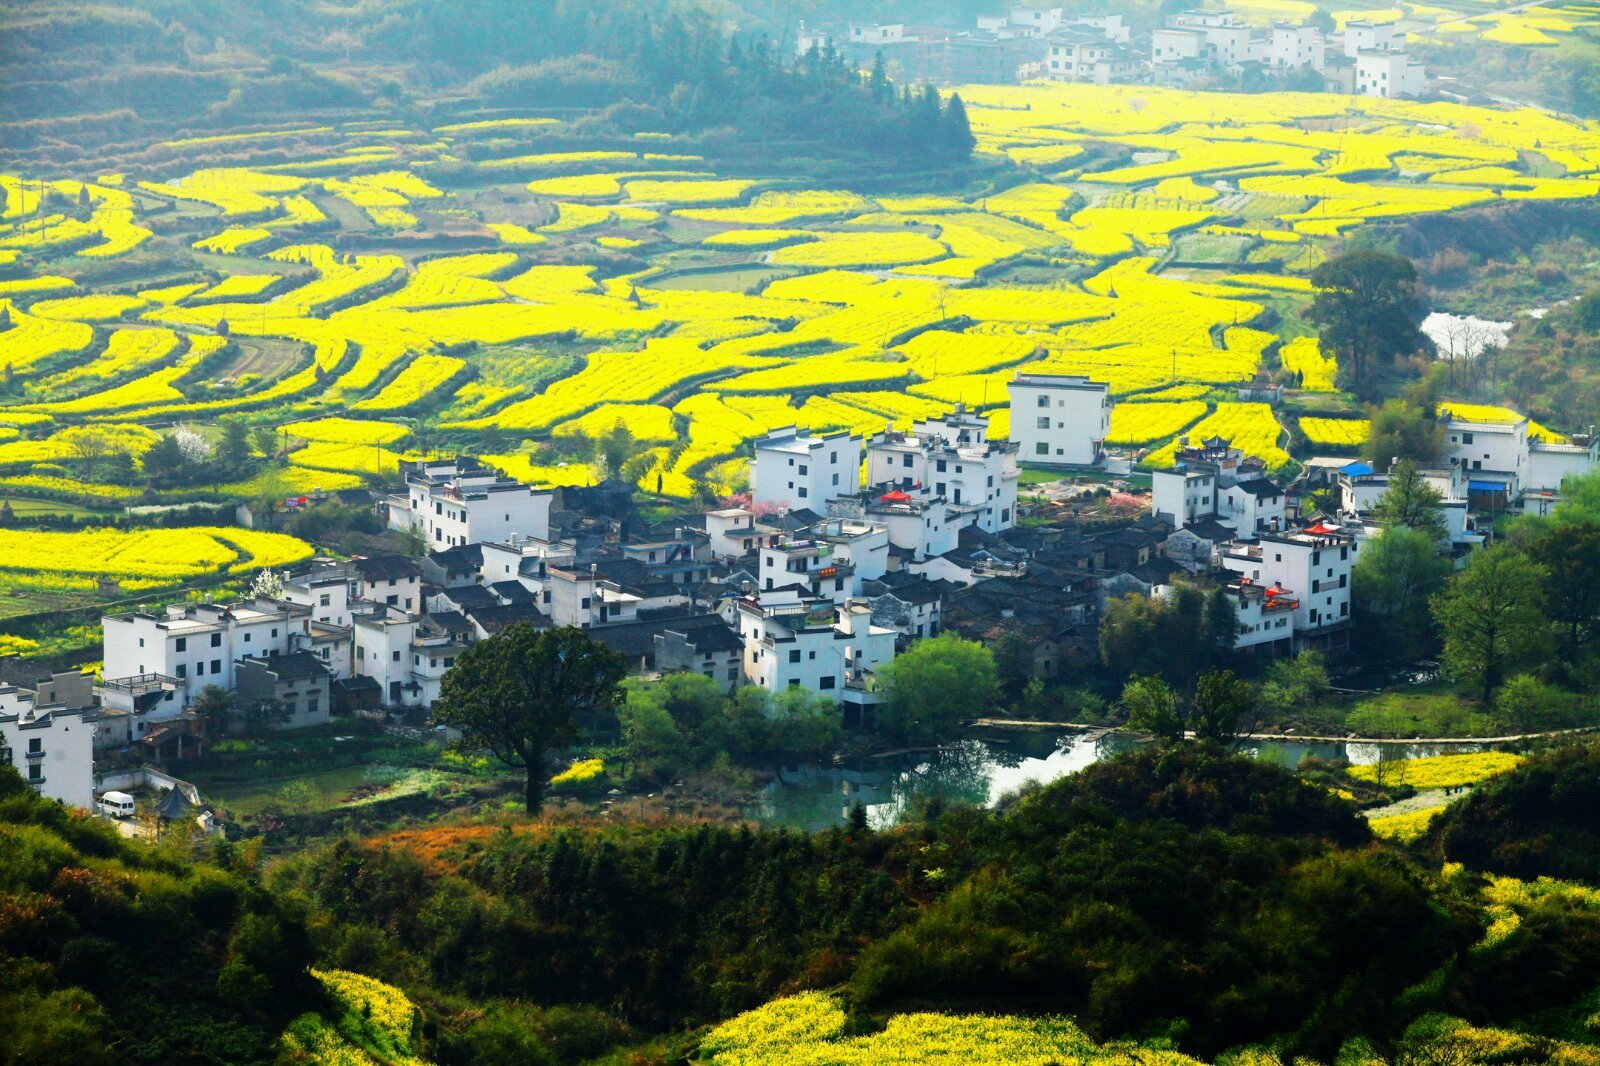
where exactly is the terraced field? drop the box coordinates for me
[4,81,1599,499]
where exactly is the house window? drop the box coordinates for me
[210,659,221,673]
[902,455,912,467]
[176,664,187,678]
[1036,395,1049,407]
[936,459,947,473]
[1463,432,1474,444]
[799,464,808,475]
[175,637,187,652]
[727,666,739,680]
[392,651,401,662]
[357,646,365,660]
[320,594,330,607]
[819,676,836,690]
[28,738,42,754]
[243,633,251,643]
[272,628,278,637]
[307,697,319,716]
[788,679,801,687]
[1035,442,1049,455]
[789,650,801,663]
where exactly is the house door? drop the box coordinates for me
[388,681,401,704]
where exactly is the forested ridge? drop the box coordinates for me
[6,745,1600,1064]
[0,0,973,167]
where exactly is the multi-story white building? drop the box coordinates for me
[736,597,896,697]
[0,686,95,809]
[101,599,302,727]
[1046,36,1135,84]
[546,566,641,628]
[750,427,861,512]
[866,406,1020,534]
[283,555,422,627]
[1439,408,1598,513]
[1355,49,1426,98]
[703,507,783,561]
[396,456,552,549]
[352,606,419,707]
[1151,438,1285,537]
[1007,5,1064,35]
[1270,23,1325,70]
[1225,575,1300,651]
[1152,27,1206,65]
[1343,19,1400,57]
[1220,523,1357,641]
[1007,373,1112,466]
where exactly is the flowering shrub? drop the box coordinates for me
[551,758,604,789]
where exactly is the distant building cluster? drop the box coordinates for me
[800,5,1429,99]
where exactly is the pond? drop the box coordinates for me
[749,728,1497,830]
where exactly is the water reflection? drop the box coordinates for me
[752,730,1495,831]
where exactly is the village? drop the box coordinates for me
[4,369,1595,830]
[801,5,1431,98]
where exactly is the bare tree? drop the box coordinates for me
[64,426,112,482]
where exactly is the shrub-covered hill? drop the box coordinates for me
[270,747,1470,1061]
[1430,741,1600,883]
[0,766,321,1063]
[9,748,1600,1064]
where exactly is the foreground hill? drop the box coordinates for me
[4,746,1600,1063]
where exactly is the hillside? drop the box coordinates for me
[6,745,1600,1063]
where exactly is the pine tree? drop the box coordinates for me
[942,92,975,159]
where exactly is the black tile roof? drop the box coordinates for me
[352,553,422,581]
[239,652,331,682]
[489,581,537,604]
[1234,477,1285,499]
[466,604,545,634]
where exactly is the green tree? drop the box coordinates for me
[252,424,280,460]
[618,689,689,783]
[141,433,184,481]
[1309,249,1425,398]
[942,92,975,158]
[218,418,253,469]
[600,420,634,474]
[189,684,236,733]
[769,687,844,757]
[875,632,999,743]
[434,624,627,813]
[1354,526,1452,660]
[1118,674,1183,743]
[1260,651,1329,720]
[1373,460,1447,541]
[1191,668,1254,744]
[1495,674,1558,734]
[990,630,1036,698]
[1363,400,1444,469]
[1523,517,1600,659]
[1432,544,1550,702]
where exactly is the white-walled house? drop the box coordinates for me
[352,606,419,707]
[750,427,861,513]
[1270,24,1325,69]
[1225,576,1299,651]
[736,597,897,698]
[703,507,784,561]
[101,599,302,728]
[866,406,1020,534]
[0,686,95,809]
[1344,19,1399,57]
[1440,408,1598,510]
[826,490,962,562]
[396,456,552,549]
[1220,523,1357,642]
[1151,438,1284,537]
[1006,373,1112,466]
[1356,49,1426,98]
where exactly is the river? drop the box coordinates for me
[749,729,1496,830]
